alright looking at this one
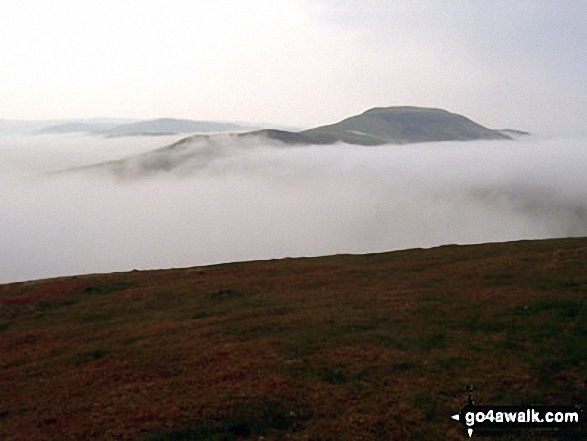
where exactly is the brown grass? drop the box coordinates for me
[1,238,586,440]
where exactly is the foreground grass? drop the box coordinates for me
[0,238,586,440]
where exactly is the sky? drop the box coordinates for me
[1,0,586,133]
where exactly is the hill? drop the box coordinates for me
[0,237,585,440]
[300,106,511,145]
[1,118,250,136]
[0,119,129,135]
[239,106,510,145]
[36,122,121,134]
[101,118,249,137]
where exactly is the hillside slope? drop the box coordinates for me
[0,238,585,440]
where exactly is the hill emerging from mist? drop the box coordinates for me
[70,106,517,177]
[1,237,585,439]
[245,106,512,146]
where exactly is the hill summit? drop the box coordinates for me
[245,106,511,145]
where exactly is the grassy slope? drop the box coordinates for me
[300,107,510,145]
[0,238,586,440]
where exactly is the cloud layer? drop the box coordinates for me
[1,133,586,284]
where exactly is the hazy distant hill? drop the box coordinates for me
[2,118,251,136]
[101,118,249,137]
[0,118,134,135]
[0,119,91,135]
[37,122,121,134]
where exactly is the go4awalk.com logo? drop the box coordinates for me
[451,386,584,437]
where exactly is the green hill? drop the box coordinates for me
[299,106,511,145]
[0,237,585,440]
[239,107,511,145]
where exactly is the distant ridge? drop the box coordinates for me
[37,122,120,134]
[101,118,249,137]
[0,118,131,135]
[34,118,250,137]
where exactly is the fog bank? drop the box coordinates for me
[1,133,586,284]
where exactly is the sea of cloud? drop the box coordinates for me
[1,132,586,284]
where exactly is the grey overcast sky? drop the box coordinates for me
[1,0,585,133]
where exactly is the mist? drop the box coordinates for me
[1,132,586,284]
